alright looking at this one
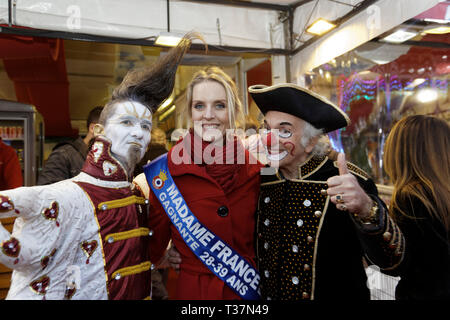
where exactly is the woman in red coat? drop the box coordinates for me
[135,67,263,299]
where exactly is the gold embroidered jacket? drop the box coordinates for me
[256,155,404,300]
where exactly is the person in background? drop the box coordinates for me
[37,106,103,185]
[134,66,263,300]
[0,138,23,190]
[382,115,450,299]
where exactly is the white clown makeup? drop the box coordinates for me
[263,111,314,173]
[103,100,152,163]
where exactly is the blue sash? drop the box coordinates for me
[144,154,260,300]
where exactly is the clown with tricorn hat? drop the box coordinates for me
[249,83,405,300]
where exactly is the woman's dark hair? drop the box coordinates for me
[384,114,450,233]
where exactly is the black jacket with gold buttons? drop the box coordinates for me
[256,155,404,300]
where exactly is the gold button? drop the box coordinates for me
[320,189,327,196]
[302,292,310,299]
[314,210,322,218]
[307,236,314,243]
[383,232,392,241]
[303,264,311,271]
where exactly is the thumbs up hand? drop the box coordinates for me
[326,153,372,218]
[337,152,349,175]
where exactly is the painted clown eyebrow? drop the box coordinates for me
[110,114,152,127]
[124,102,152,120]
[263,120,293,127]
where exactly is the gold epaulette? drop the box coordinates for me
[333,161,371,181]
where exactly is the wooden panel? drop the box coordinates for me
[0,263,11,273]
[0,288,8,300]
[0,273,12,289]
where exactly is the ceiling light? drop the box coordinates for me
[422,26,450,34]
[416,88,438,103]
[306,19,336,36]
[155,33,182,47]
[381,30,418,43]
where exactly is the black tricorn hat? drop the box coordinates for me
[248,83,350,133]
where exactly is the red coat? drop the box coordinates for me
[148,138,262,299]
[0,138,23,190]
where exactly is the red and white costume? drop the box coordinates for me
[0,137,151,300]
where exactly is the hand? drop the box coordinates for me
[326,153,372,218]
[158,244,182,273]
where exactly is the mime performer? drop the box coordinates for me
[0,33,196,300]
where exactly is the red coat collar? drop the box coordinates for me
[81,136,129,182]
[166,135,263,189]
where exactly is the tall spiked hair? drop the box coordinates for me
[110,31,205,113]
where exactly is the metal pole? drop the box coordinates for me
[167,0,170,32]
[8,0,12,27]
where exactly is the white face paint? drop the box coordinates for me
[263,111,309,171]
[103,100,152,163]
[266,150,289,162]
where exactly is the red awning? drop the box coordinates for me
[0,31,76,137]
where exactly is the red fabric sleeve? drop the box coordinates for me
[148,189,172,265]
[0,142,23,190]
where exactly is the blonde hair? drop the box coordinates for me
[184,66,245,130]
[383,115,450,232]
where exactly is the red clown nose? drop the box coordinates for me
[262,131,273,147]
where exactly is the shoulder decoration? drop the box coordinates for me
[0,195,15,213]
[80,240,98,264]
[1,237,21,265]
[41,201,60,227]
[29,275,50,299]
[333,161,370,180]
